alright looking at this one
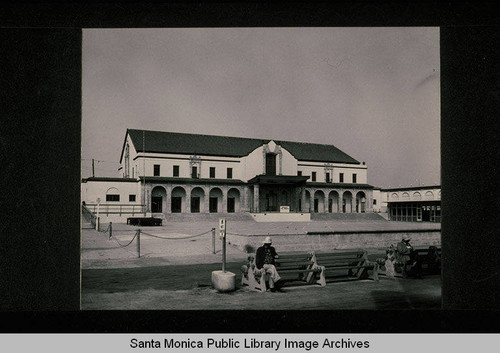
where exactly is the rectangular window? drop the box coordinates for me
[352,173,357,183]
[227,168,233,179]
[106,194,120,202]
[297,171,302,176]
[311,172,316,182]
[129,194,136,202]
[326,172,330,183]
[339,173,344,183]
[191,166,198,179]
[153,164,160,176]
[210,167,216,178]
[173,165,179,177]
[265,153,276,175]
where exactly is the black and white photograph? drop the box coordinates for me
[80,27,442,310]
[2,2,500,338]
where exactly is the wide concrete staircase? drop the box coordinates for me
[310,212,388,222]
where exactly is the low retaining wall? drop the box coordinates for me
[226,229,441,253]
[250,212,311,222]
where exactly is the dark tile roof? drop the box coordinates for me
[127,129,360,164]
[276,140,359,164]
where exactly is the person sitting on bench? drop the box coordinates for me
[255,236,281,292]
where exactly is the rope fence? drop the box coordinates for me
[111,230,139,248]
[140,229,212,240]
[91,222,219,257]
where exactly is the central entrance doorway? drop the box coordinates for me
[266,192,278,211]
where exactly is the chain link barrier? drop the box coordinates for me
[111,230,139,248]
[140,229,212,240]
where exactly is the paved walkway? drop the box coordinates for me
[82,216,439,269]
[81,218,441,310]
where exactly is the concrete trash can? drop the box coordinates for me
[212,270,236,292]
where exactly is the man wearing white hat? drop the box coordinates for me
[255,236,281,292]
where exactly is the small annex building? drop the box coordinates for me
[81,129,374,220]
[381,185,441,223]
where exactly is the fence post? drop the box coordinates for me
[212,228,216,254]
[96,217,100,231]
[137,229,141,258]
[109,222,112,240]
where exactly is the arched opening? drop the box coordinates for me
[227,188,241,213]
[151,186,167,213]
[342,191,353,213]
[190,187,205,213]
[314,190,325,213]
[356,191,366,213]
[209,188,223,213]
[105,187,120,202]
[171,186,186,213]
[328,191,340,213]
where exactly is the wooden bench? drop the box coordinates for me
[378,245,441,278]
[413,246,441,275]
[241,252,321,292]
[126,217,162,226]
[310,250,379,286]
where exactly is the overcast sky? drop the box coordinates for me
[82,27,440,188]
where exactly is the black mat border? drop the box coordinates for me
[1,2,499,333]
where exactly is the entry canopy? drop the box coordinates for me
[248,175,310,185]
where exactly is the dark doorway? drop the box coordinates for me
[191,197,200,213]
[266,192,277,211]
[422,206,431,221]
[152,196,162,213]
[227,197,235,213]
[171,197,182,213]
[209,197,218,213]
[328,199,333,213]
[314,198,319,213]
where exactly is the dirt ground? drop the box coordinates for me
[81,262,441,310]
[81,220,441,310]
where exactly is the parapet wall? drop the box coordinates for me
[226,229,441,253]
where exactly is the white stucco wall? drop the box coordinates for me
[280,147,298,176]
[81,180,142,206]
[385,187,441,203]
[297,162,367,184]
[241,146,265,181]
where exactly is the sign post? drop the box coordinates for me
[219,218,226,272]
[211,218,235,292]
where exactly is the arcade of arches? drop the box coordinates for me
[147,184,371,214]
[148,184,243,214]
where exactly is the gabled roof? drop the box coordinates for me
[276,140,359,164]
[125,129,360,164]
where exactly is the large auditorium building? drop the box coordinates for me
[81,129,375,220]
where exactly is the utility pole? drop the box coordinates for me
[92,158,95,177]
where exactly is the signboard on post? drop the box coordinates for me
[219,218,227,272]
[219,218,226,238]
